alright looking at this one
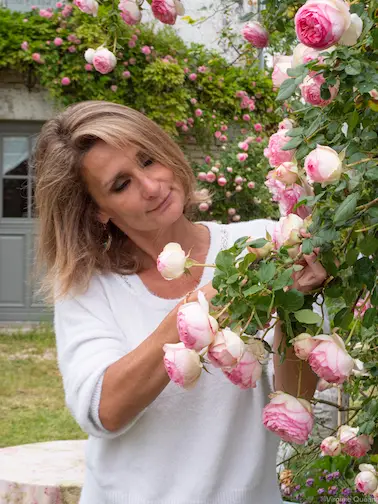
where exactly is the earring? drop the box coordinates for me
[103,222,112,252]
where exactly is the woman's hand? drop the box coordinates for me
[291,250,327,293]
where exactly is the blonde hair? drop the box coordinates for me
[33,101,201,302]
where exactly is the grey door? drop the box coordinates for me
[0,121,52,322]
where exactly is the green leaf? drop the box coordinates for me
[360,235,378,256]
[362,308,376,328]
[294,309,322,324]
[272,268,294,291]
[334,307,353,329]
[348,110,360,133]
[275,289,304,312]
[277,79,297,101]
[257,262,276,283]
[334,193,359,224]
[215,251,234,273]
[287,64,306,77]
[286,127,304,137]
[226,273,240,284]
[345,60,362,75]
[295,143,311,160]
[243,284,263,297]
[246,238,267,249]
[346,248,359,266]
[281,136,303,151]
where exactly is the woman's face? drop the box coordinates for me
[81,141,186,232]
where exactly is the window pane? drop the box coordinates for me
[3,179,28,218]
[3,137,29,176]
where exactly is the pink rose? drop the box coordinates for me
[62,4,73,16]
[292,43,321,67]
[53,37,63,46]
[255,136,262,143]
[198,202,209,212]
[355,465,378,494]
[272,55,292,88]
[92,48,117,74]
[204,155,211,164]
[370,89,378,100]
[32,53,42,63]
[111,85,118,92]
[122,70,131,78]
[242,114,251,121]
[21,41,29,51]
[177,291,218,352]
[151,0,179,25]
[74,0,98,16]
[304,145,342,185]
[223,348,263,389]
[189,73,197,81]
[237,153,248,162]
[241,21,269,48]
[221,125,228,131]
[291,333,319,360]
[308,333,355,384]
[214,131,221,139]
[128,40,136,48]
[207,329,245,368]
[295,0,351,50]
[85,64,93,71]
[61,77,71,86]
[141,45,151,55]
[217,177,227,187]
[234,176,243,185]
[343,435,373,458]
[320,436,342,456]
[219,135,228,142]
[269,162,298,185]
[190,98,197,105]
[278,184,311,218]
[238,141,249,151]
[206,171,216,183]
[254,123,262,132]
[198,65,207,73]
[264,130,296,168]
[118,0,142,25]
[163,342,202,389]
[278,118,294,130]
[195,108,203,117]
[68,45,76,53]
[247,181,255,189]
[56,1,63,6]
[263,392,314,444]
[197,172,207,181]
[272,214,304,250]
[300,74,339,107]
[157,242,187,280]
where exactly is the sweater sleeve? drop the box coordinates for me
[54,275,145,439]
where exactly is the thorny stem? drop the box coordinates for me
[346,158,375,168]
[356,196,378,211]
[215,300,234,320]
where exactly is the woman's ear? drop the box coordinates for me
[97,210,110,225]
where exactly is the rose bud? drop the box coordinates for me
[272,214,305,250]
[320,436,342,456]
[207,328,245,368]
[247,237,273,260]
[295,0,351,50]
[338,424,359,444]
[157,242,188,280]
[278,118,294,130]
[270,162,299,185]
[291,333,319,360]
[163,342,202,389]
[263,392,314,445]
[355,465,378,495]
[152,0,183,25]
[177,291,218,352]
[223,348,263,389]
[241,21,269,48]
[308,333,355,384]
[304,145,343,186]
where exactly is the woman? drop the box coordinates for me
[34,101,326,504]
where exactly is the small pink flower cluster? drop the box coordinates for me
[236,90,256,112]
[39,8,54,18]
[321,425,373,459]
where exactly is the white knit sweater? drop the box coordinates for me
[54,219,283,504]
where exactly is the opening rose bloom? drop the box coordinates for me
[294,0,351,50]
[339,13,363,46]
[92,48,117,74]
[291,333,319,360]
[157,242,188,280]
[272,56,292,88]
[343,434,373,458]
[304,145,343,185]
[355,465,378,495]
[269,162,298,185]
[151,0,184,25]
[241,21,269,48]
[272,214,304,250]
[278,118,294,131]
[223,348,263,389]
[84,48,96,64]
[177,291,218,352]
[163,342,202,389]
[320,436,342,456]
[338,424,359,444]
[118,0,142,25]
[277,184,311,219]
[308,333,355,384]
[263,392,314,444]
[264,130,296,168]
[207,328,245,368]
[292,44,320,67]
[300,74,339,107]
[74,0,98,16]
